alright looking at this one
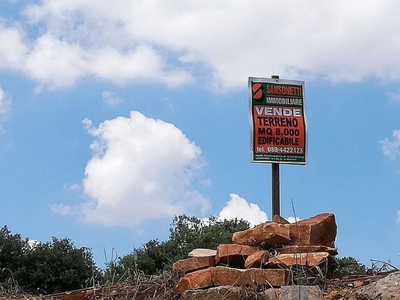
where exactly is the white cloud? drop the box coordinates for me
[380,130,400,160]
[28,239,39,248]
[63,183,82,192]
[90,45,193,86]
[0,87,11,116]
[218,194,267,227]
[0,86,12,135]
[50,203,73,216]
[287,216,301,223]
[1,1,400,90]
[0,25,27,69]
[22,35,193,90]
[24,34,88,90]
[216,194,300,226]
[15,0,400,90]
[101,91,123,106]
[54,111,210,227]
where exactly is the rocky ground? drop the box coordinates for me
[2,213,399,299]
[1,271,399,300]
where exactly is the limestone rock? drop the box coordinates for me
[232,222,290,248]
[216,244,258,268]
[244,250,270,268]
[174,267,289,295]
[188,248,217,258]
[173,212,340,297]
[265,252,333,268]
[276,245,338,255]
[174,268,213,295]
[285,213,336,247]
[349,271,400,300]
[272,215,290,224]
[281,285,323,300]
[173,256,215,274]
[211,267,289,287]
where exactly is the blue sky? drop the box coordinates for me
[1,0,400,269]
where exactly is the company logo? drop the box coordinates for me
[252,83,263,101]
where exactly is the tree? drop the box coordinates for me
[0,226,104,294]
[164,215,250,263]
[105,239,168,281]
[112,215,250,275]
[335,256,367,274]
[18,238,102,294]
[0,226,29,290]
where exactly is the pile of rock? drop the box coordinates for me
[173,213,338,298]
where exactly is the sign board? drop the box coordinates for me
[249,77,307,164]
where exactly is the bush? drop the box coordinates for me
[0,226,102,294]
[110,215,250,276]
[0,226,29,291]
[335,256,367,274]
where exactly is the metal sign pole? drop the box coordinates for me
[271,75,280,217]
[272,163,280,217]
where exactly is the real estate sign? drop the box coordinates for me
[249,77,307,164]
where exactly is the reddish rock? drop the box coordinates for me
[285,213,336,247]
[173,256,215,274]
[272,214,290,224]
[232,222,290,248]
[216,244,258,268]
[174,268,213,295]
[276,245,338,255]
[265,252,334,268]
[188,248,217,258]
[244,250,270,268]
[174,267,289,295]
[211,267,289,287]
